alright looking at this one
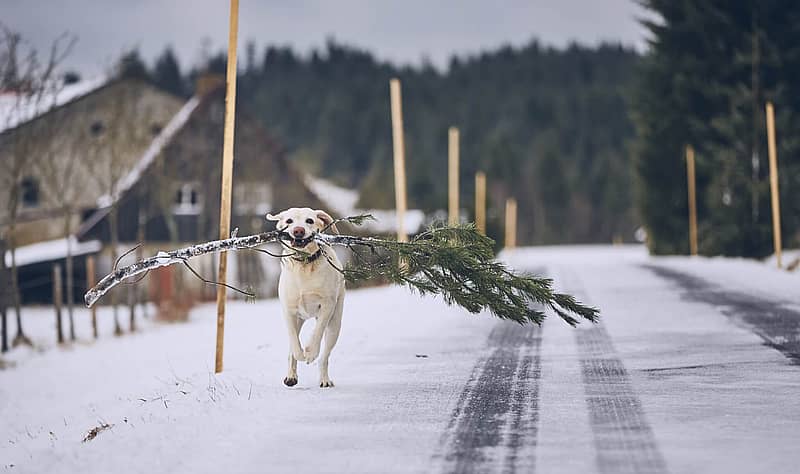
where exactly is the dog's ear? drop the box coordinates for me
[316,210,339,234]
[265,212,282,222]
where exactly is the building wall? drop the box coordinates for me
[0,79,184,246]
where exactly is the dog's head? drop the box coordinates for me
[266,207,338,251]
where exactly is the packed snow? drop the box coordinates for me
[2,245,800,473]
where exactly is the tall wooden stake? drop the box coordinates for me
[86,255,97,339]
[448,127,460,226]
[389,78,408,242]
[475,171,486,235]
[686,145,698,256]
[505,198,517,250]
[215,0,239,373]
[766,102,783,268]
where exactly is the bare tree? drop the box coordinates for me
[85,55,156,335]
[0,26,74,347]
[24,30,80,340]
[36,64,83,341]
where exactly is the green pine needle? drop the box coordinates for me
[324,222,599,326]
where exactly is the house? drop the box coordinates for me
[1,77,184,304]
[1,74,328,305]
[1,76,184,246]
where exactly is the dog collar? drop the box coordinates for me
[292,247,323,264]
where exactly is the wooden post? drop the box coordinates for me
[53,264,64,344]
[766,102,783,269]
[475,171,486,235]
[685,145,698,256]
[214,0,240,373]
[505,198,517,249]
[86,255,97,339]
[389,78,408,242]
[448,127,460,226]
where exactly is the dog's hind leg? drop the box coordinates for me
[319,296,343,388]
[284,317,306,387]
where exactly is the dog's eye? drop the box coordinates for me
[286,219,293,224]
[306,218,314,224]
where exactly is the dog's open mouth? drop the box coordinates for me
[291,235,314,248]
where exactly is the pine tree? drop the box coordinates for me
[117,49,149,81]
[152,47,186,97]
[236,39,640,245]
[633,0,800,257]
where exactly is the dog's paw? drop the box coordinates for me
[303,345,320,364]
[283,376,298,387]
[319,379,334,388]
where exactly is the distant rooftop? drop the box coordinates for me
[0,75,107,134]
[304,175,426,235]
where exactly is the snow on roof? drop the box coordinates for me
[5,237,101,267]
[96,96,201,208]
[304,175,360,214]
[0,76,107,134]
[303,175,426,235]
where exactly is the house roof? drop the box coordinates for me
[303,175,426,235]
[96,96,201,208]
[4,237,101,267]
[0,76,108,134]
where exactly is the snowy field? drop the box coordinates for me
[2,245,800,473]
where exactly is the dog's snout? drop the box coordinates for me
[292,226,306,238]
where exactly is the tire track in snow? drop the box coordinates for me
[560,269,668,474]
[645,264,800,363]
[435,321,542,473]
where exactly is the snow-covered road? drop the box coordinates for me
[2,245,799,473]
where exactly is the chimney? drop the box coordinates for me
[195,73,225,97]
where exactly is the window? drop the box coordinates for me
[21,177,40,208]
[234,182,273,216]
[90,120,105,136]
[173,182,202,215]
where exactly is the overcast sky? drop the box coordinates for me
[2,0,651,76]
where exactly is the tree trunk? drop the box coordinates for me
[128,285,136,332]
[86,255,98,339]
[750,11,761,223]
[53,264,64,344]
[64,212,76,341]
[109,205,123,336]
[129,206,147,330]
[9,230,31,347]
[1,238,8,353]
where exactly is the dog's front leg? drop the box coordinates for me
[303,298,337,364]
[283,308,305,363]
[284,316,306,387]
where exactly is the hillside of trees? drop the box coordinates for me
[145,40,641,246]
[633,1,800,258]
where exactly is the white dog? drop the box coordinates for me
[266,207,344,388]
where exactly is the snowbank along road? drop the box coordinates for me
[1,245,799,473]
